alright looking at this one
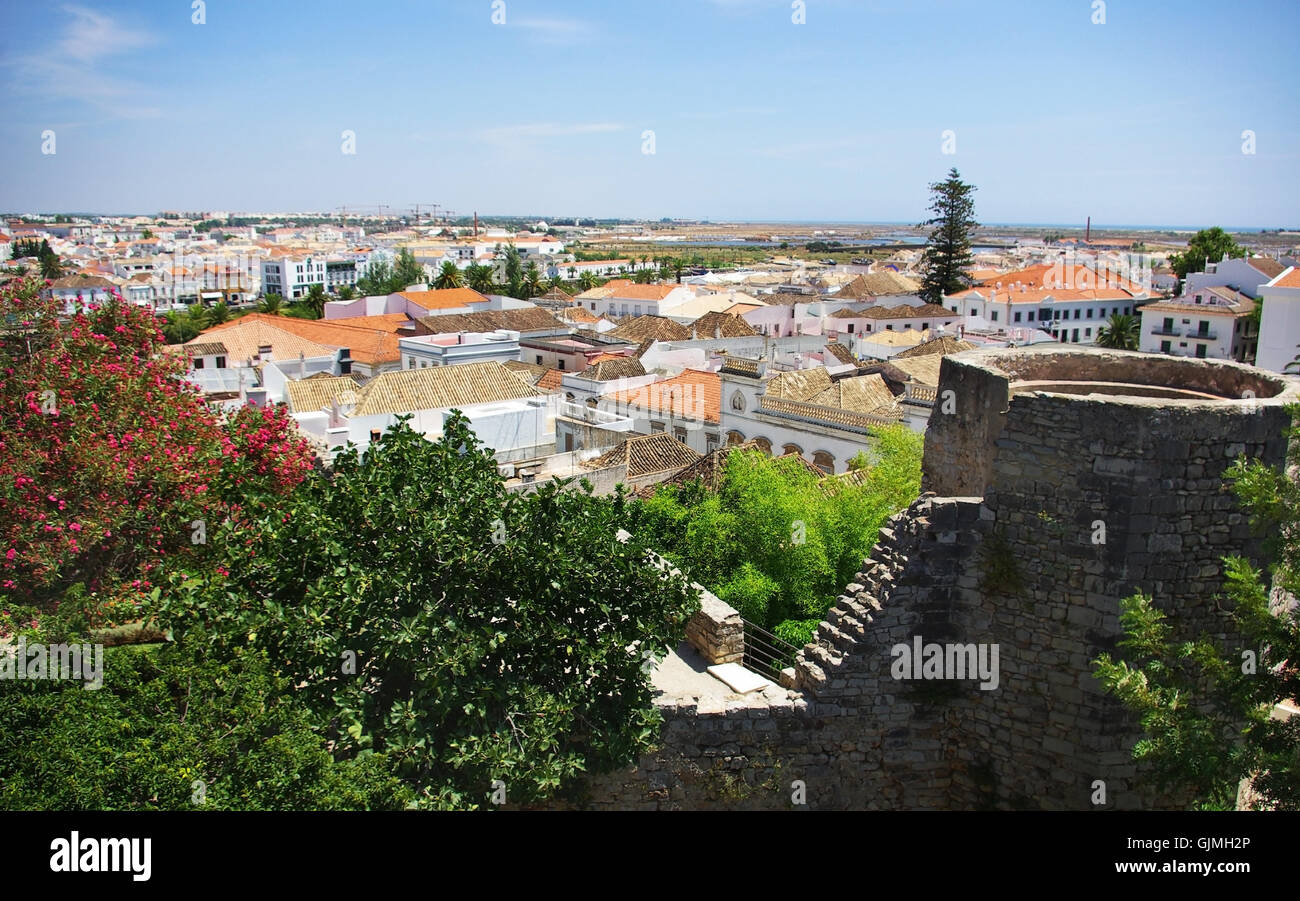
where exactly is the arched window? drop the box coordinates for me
[754,437,773,456]
[726,430,746,446]
[730,390,746,412]
[782,443,803,458]
[813,451,835,474]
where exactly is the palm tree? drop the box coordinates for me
[208,300,231,324]
[1096,313,1140,350]
[302,283,327,318]
[258,293,285,315]
[522,261,544,298]
[434,261,464,289]
[461,263,490,294]
[578,271,599,291]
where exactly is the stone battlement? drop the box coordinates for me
[552,348,1298,810]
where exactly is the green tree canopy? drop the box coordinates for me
[1169,227,1245,279]
[158,415,699,808]
[918,168,978,304]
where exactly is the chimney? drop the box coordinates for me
[473,212,478,238]
[1085,216,1091,243]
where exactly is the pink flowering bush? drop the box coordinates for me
[0,275,313,631]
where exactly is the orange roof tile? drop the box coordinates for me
[397,287,491,310]
[605,369,720,423]
[1275,268,1300,289]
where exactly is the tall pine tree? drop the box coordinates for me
[918,168,978,304]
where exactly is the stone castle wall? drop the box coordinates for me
[549,348,1298,810]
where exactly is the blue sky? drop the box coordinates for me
[1,0,1297,226]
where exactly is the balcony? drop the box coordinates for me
[1189,330,1216,341]
[1149,325,1180,336]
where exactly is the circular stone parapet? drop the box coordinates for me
[922,345,1299,499]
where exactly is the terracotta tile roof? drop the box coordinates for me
[184,342,228,357]
[577,357,647,381]
[189,317,338,364]
[655,441,763,492]
[607,283,683,302]
[537,368,565,391]
[504,360,548,386]
[888,355,944,388]
[605,369,721,423]
[539,286,574,302]
[557,305,599,323]
[835,271,921,298]
[763,367,833,403]
[203,313,401,365]
[349,360,544,416]
[956,263,1148,302]
[585,433,702,480]
[810,373,898,414]
[1274,267,1300,289]
[49,274,116,290]
[1246,257,1286,279]
[397,287,491,310]
[852,302,954,320]
[285,376,364,414]
[327,313,416,332]
[823,342,856,365]
[417,307,565,334]
[609,314,691,342]
[893,335,976,358]
[689,310,757,338]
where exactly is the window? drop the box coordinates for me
[193,358,204,369]
[674,427,687,443]
[706,433,720,453]
[730,390,746,412]
[1014,311,1022,323]
[1085,328,1091,337]
[990,311,998,322]
[847,324,854,333]
[812,451,834,474]
[1160,340,1171,353]
[215,356,226,368]
[1027,310,1035,322]
[1074,309,1081,319]
[1072,329,1079,342]
[1195,344,1207,358]
[650,421,665,433]
[950,306,957,313]
[969,309,977,317]
[782,443,803,457]
[558,359,565,370]
[535,354,543,365]
[1086,308,1093,318]
[886,324,894,331]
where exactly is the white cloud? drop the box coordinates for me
[10,5,161,118]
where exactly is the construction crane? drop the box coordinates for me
[408,203,440,226]
[335,204,393,227]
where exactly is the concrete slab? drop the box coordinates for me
[707,662,772,694]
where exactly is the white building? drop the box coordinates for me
[1255,267,1300,373]
[399,330,521,369]
[1139,285,1257,363]
[1185,256,1286,300]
